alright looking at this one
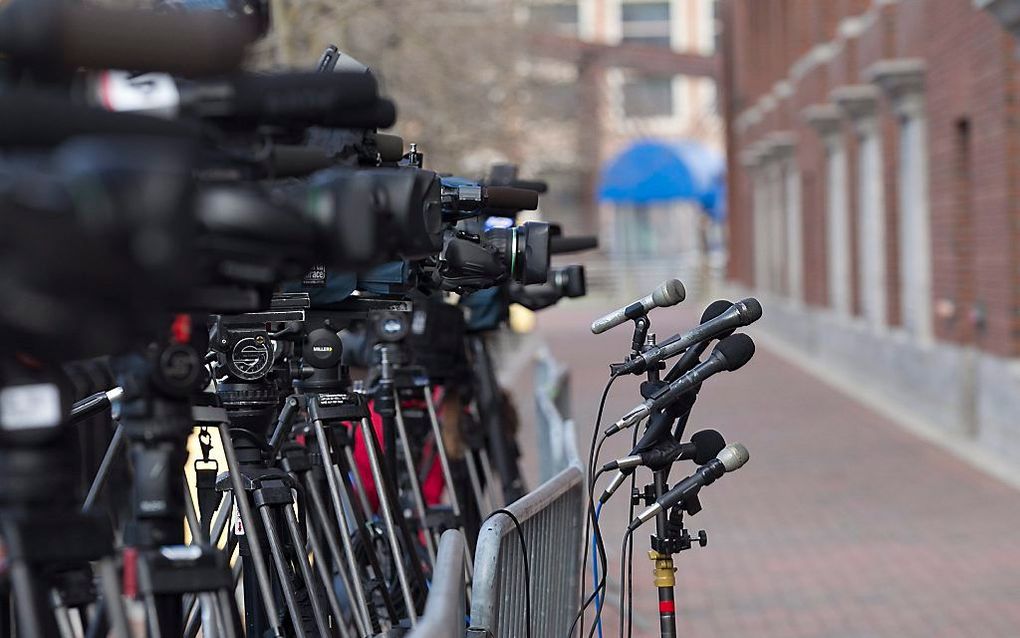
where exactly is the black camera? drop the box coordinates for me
[437,220,551,292]
[303,167,445,262]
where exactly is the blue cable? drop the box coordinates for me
[591,502,605,638]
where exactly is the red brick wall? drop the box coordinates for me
[720,0,1020,357]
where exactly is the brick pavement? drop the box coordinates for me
[512,304,1020,638]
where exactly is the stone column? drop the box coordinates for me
[868,59,932,343]
[833,84,886,329]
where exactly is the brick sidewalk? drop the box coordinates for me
[513,304,1020,638]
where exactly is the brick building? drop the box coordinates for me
[719,0,1020,465]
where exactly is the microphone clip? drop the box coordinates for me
[609,360,629,377]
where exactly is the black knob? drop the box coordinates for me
[304,328,343,369]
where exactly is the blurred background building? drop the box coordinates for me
[719,0,1020,468]
[521,0,725,297]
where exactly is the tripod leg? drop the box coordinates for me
[96,559,129,638]
[342,446,375,524]
[216,423,284,638]
[306,516,354,638]
[81,423,124,513]
[9,559,54,637]
[324,422,413,622]
[257,506,308,638]
[182,475,226,638]
[465,447,488,519]
[393,396,438,565]
[281,505,333,638]
[215,589,242,638]
[469,336,525,504]
[357,417,419,625]
[477,446,501,514]
[308,422,383,632]
[50,589,76,638]
[301,469,375,632]
[423,389,473,574]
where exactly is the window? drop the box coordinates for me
[622,75,674,118]
[528,2,579,36]
[621,1,671,47]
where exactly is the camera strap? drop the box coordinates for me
[194,426,220,541]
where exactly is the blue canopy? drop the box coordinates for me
[598,140,725,221]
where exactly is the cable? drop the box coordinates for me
[585,440,610,638]
[591,502,605,638]
[484,509,531,638]
[618,528,634,638]
[625,423,640,638]
[569,376,616,638]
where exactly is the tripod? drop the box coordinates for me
[296,323,427,630]
[372,331,473,573]
[0,363,129,638]
[111,340,242,638]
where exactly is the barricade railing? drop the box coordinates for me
[467,463,584,638]
[534,345,578,481]
[407,530,467,638]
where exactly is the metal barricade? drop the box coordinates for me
[407,530,467,638]
[534,346,579,482]
[468,464,584,638]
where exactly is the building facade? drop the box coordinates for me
[720,0,1020,465]
[523,0,724,295]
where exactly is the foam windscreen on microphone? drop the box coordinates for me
[715,333,756,372]
[483,186,539,211]
[0,93,200,147]
[738,297,764,322]
[227,72,380,120]
[374,133,404,162]
[690,429,726,464]
[0,0,251,76]
[701,299,734,324]
[509,178,549,194]
[317,99,396,129]
[549,235,598,254]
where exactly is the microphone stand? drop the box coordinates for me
[624,319,708,638]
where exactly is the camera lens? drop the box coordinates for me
[515,221,551,285]
[483,220,551,285]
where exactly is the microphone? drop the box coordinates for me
[69,387,123,423]
[590,279,686,335]
[550,235,599,254]
[607,429,726,471]
[598,429,725,504]
[615,298,762,376]
[607,334,755,435]
[483,186,540,211]
[664,299,735,382]
[91,71,386,128]
[374,133,405,163]
[0,0,251,76]
[0,92,200,147]
[629,443,749,531]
